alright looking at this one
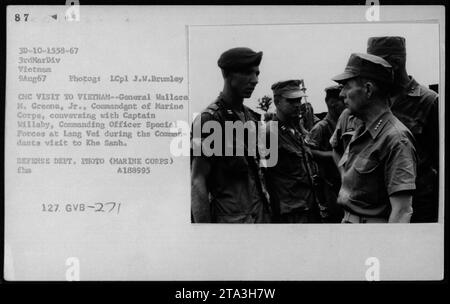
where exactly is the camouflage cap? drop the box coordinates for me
[367,36,406,57]
[332,53,394,84]
[217,47,263,71]
[271,79,307,98]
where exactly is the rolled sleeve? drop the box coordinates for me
[385,136,417,196]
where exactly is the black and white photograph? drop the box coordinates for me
[2,3,445,287]
[189,22,440,224]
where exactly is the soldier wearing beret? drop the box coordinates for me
[331,53,417,223]
[264,80,321,223]
[307,85,346,222]
[191,47,271,223]
[367,36,439,223]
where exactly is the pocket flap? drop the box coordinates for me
[354,157,379,174]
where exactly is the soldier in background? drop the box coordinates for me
[307,85,346,222]
[265,80,322,223]
[367,36,439,222]
[300,102,321,131]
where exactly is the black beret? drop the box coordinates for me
[218,47,263,71]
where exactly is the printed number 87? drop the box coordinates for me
[15,14,29,22]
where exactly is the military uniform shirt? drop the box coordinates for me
[265,116,316,215]
[309,113,335,151]
[191,94,270,223]
[330,108,364,155]
[337,110,417,218]
[390,77,438,170]
[390,77,439,222]
[331,78,439,222]
[308,114,342,220]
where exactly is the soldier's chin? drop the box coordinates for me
[347,107,359,116]
[243,90,254,98]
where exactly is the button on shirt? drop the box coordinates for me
[337,110,417,218]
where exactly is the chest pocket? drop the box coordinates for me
[279,129,308,155]
[350,156,382,205]
[277,139,313,185]
[279,138,309,170]
[354,156,380,174]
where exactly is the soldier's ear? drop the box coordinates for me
[365,81,375,99]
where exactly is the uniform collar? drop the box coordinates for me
[273,114,301,132]
[272,115,288,132]
[324,113,337,130]
[217,93,252,120]
[366,109,392,139]
[217,92,239,113]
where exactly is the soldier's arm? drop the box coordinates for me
[331,149,342,168]
[191,112,215,223]
[330,145,344,176]
[308,122,335,160]
[191,156,212,223]
[385,136,417,223]
[329,110,349,169]
[388,191,413,223]
[310,149,334,160]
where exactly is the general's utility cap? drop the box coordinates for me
[271,79,307,99]
[367,36,406,57]
[217,47,263,71]
[332,53,394,84]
